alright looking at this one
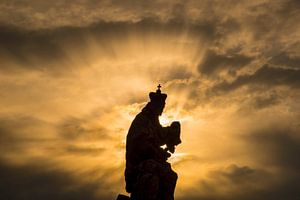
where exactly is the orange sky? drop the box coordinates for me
[0,1,299,199]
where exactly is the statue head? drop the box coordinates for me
[148,84,167,116]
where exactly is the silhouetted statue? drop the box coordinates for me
[117,85,181,200]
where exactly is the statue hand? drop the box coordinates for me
[166,121,181,148]
[163,150,171,161]
[170,121,180,134]
[167,145,175,153]
[156,148,171,162]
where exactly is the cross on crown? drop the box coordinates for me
[156,84,162,93]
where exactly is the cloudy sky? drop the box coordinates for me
[0,0,299,199]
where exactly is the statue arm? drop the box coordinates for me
[157,126,170,145]
[129,116,170,162]
[158,121,181,153]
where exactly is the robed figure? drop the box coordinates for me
[119,85,181,200]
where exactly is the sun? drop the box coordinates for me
[159,114,172,126]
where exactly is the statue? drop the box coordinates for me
[117,85,181,200]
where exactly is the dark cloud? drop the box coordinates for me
[250,92,280,109]
[0,160,113,200]
[0,115,111,159]
[65,145,105,156]
[0,116,52,144]
[237,128,300,200]
[151,65,193,81]
[0,25,66,72]
[177,164,270,200]
[210,164,256,182]
[58,117,112,141]
[58,117,87,139]
[212,65,300,93]
[167,66,193,80]
[247,0,300,39]
[0,1,243,30]
[198,50,253,75]
[270,51,300,69]
[0,19,199,73]
[180,167,299,200]
[247,128,300,171]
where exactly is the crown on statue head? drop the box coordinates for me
[149,84,167,103]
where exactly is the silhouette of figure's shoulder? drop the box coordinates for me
[131,111,150,126]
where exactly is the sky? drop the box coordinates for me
[0,0,299,199]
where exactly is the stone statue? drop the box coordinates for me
[117,85,181,200]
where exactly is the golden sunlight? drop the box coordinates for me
[0,1,299,199]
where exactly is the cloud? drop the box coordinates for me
[0,25,66,72]
[0,19,197,73]
[198,50,253,75]
[0,116,55,146]
[0,159,114,200]
[64,145,105,156]
[252,92,280,109]
[177,125,300,200]
[179,164,299,200]
[212,65,300,93]
[270,51,300,69]
[0,112,125,199]
[0,1,247,29]
[176,164,269,200]
[0,112,122,165]
[57,116,112,141]
[247,128,300,171]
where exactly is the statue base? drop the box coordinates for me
[116,194,130,200]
